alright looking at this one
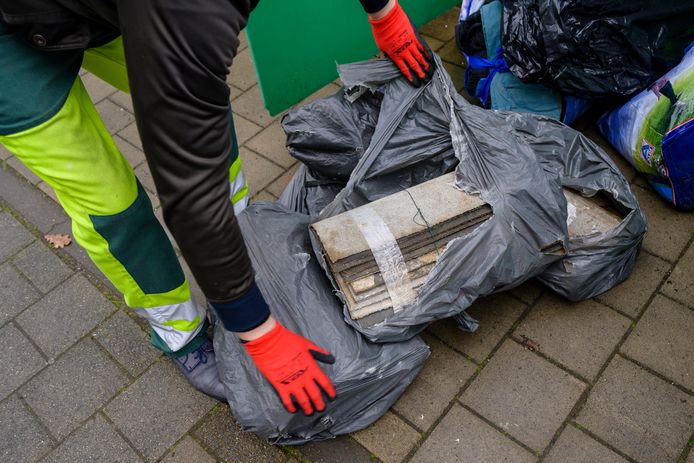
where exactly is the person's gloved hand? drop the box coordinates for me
[369,1,434,86]
[244,321,336,415]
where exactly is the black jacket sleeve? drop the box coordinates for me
[116,0,257,305]
[359,0,390,14]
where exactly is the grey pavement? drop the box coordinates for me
[1,8,693,462]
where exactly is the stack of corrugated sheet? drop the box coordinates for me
[311,173,622,324]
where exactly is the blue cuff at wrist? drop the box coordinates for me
[209,282,271,332]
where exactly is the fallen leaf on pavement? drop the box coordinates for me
[44,233,72,249]
[520,335,540,352]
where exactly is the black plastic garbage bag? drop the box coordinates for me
[214,205,429,443]
[280,55,647,342]
[502,0,694,98]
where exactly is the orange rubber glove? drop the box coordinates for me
[244,322,337,415]
[369,1,434,86]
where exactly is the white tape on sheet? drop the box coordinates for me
[350,206,416,312]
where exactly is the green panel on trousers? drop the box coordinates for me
[0,20,83,135]
[90,182,185,295]
[246,0,459,115]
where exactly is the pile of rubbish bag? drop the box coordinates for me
[215,54,647,443]
[455,0,694,121]
[599,44,694,210]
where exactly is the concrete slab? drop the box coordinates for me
[192,404,285,463]
[352,411,421,463]
[596,251,671,317]
[544,425,628,463]
[105,360,216,462]
[461,340,586,452]
[13,241,73,294]
[20,338,128,439]
[0,323,46,401]
[576,356,694,462]
[16,274,116,358]
[411,404,536,463]
[393,334,475,431]
[427,294,526,363]
[92,310,161,377]
[42,414,142,463]
[0,263,41,326]
[0,394,53,463]
[621,295,694,390]
[515,295,630,380]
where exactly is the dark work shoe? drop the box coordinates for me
[174,339,225,401]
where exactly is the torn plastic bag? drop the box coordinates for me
[598,44,694,210]
[455,0,590,124]
[281,55,647,342]
[213,204,429,443]
[502,0,694,98]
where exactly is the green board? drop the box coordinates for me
[246,0,459,115]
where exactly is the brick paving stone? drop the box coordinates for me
[118,122,143,150]
[13,241,73,293]
[461,340,586,452]
[297,82,342,106]
[105,360,216,462]
[352,411,421,463]
[438,40,464,66]
[251,190,278,203]
[419,34,445,52]
[442,61,466,94]
[37,181,59,202]
[233,85,278,127]
[393,334,475,431]
[245,120,296,168]
[299,436,375,463]
[21,338,128,439]
[265,164,300,198]
[420,7,459,42]
[427,294,526,363]
[96,98,136,134]
[0,166,68,233]
[43,414,142,463]
[576,356,694,462]
[238,29,248,51]
[93,310,161,377]
[7,156,42,185]
[16,274,116,357]
[515,294,630,380]
[228,83,244,101]
[161,436,214,463]
[688,449,694,463]
[0,263,41,326]
[109,91,135,113]
[0,143,12,160]
[114,135,146,169]
[544,425,628,463]
[192,404,284,463]
[509,279,545,305]
[82,72,116,103]
[632,185,694,261]
[596,251,671,317]
[0,211,34,262]
[663,242,694,308]
[0,323,46,401]
[0,394,53,463]
[232,113,263,145]
[134,162,157,195]
[227,48,258,91]
[621,295,694,390]
[239,147,285,197]
[411,404,536,463]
